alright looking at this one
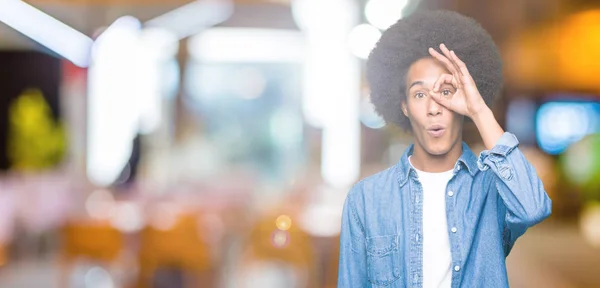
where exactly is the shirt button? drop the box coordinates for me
[451,227,457,233]
[448,191,454,197]
[454,265,460,272]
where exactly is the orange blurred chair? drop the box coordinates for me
[136,213,214,288]
[237,211,319,288]
[60,220,124,287]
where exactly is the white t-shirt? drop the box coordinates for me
[409,156,454,288]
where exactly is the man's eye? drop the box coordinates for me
[442,89,453,96]
[415,92,425,98]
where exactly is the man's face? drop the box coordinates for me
[402,57,464,156]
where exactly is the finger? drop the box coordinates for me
[428,47,459,76]
[451,75,460,90]
[432,74,454,93]
[440,44,463,76]
[432,46,463,88]
[450,50,472,80]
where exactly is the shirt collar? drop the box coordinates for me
[396,142,478,187]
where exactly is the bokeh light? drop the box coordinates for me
[536,101,600,154]
[365,0,409,30]
[348,24,381,59]
[149,202,180,231]
[275,215,292,231]
[580,202,600,248]
[85,189,115,220]
[359,96,386,129]
[84,266,115,288]
[561,133,600,200]
[109,202,144,233]
[271,230,290,249]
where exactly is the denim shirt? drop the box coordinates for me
[338,132,552,287]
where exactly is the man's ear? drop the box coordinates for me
[401,101,408,117]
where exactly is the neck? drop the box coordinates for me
[410,141,463,173]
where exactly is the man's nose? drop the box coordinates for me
[427,95,442,116]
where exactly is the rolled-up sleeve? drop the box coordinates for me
[338,184,368,287]
[477,132,552,245]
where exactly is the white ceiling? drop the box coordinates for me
[0,1,299,50]
[0,3,190,50]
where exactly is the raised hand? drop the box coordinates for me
[428,43,487,119]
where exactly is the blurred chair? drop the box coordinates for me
[236,211,319,288]
[136,213,214,288]
[60,220,123,287]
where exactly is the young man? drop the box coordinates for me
[338,10,552,288]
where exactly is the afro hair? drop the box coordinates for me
[366,10,503,131]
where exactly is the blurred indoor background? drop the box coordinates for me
[0,0,600,287]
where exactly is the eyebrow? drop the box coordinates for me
[408,80,424,90]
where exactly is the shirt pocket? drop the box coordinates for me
[366,235,402,286]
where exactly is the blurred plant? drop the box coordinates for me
[560,133,600,202]
[7,88,66,171]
